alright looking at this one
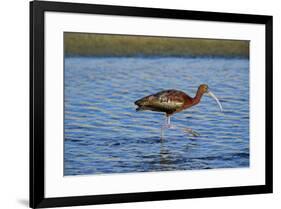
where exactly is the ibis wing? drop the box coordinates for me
[135,89,193,113]
[149,90,190,112]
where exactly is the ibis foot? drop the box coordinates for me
[183,128,200,137]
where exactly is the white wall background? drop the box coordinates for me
[0,0,279,208]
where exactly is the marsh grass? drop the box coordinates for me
[64,32,249,58]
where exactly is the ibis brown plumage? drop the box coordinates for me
[134,84,223,137]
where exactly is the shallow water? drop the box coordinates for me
[64,57,249,176]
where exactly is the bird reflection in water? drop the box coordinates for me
[159,143,172,168]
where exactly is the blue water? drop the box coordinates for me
[64,57,249,176]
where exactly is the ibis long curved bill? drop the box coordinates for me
[207,91,223,112]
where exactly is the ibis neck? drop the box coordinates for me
[192,89,204,105]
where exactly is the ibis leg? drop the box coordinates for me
[167,116,171,126]
[160,115,200,139]
[161,116,172,139]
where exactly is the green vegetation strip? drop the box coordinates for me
[64,32,249,58]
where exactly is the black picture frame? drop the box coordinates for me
[30,0,273,208]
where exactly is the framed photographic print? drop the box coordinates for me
[30,0,273,208]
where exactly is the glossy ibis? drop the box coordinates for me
[134,84,223,137]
